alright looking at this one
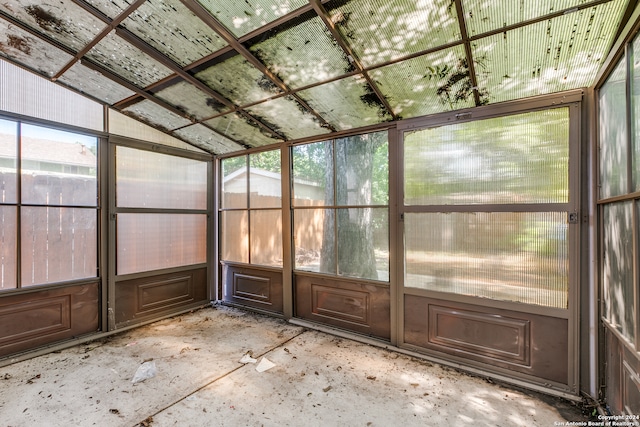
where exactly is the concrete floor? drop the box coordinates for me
[0,305,588,427]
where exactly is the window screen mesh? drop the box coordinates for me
[404,108,569,205]
[405,211,568,308]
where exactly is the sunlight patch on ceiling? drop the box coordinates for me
[194,53,282,106]
[153,81,230,120]
[473,0,629,103]
[85,31,174,88]
[370,45,476,119]
[58,62,136,104]
[196,0,308,37]
[326,0,462,68]
[122,0,228,67]
[245,96,332,139]
[204,112,283,147]
[245,12,353,89]
[297,74,392,130]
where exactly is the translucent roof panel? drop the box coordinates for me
[196,0,308,38]
[370,45,476,119]
[121,0,228,67]
[82,0,131,20]
[121,99,192,132]
[245,96,332,140]
[85,31,174,88]
[297,74,392,130]
[0,0,106,52]
[463,0,592,36]
[0,20,74,77]
[245,12,352,89]
[194,54,282,106]
[472,0,628,104]
[153,81,230,121]
[325,0,462,68]
[204,112,282,148]
[109,108,208,153]
[173,123,245,154]
[58,62,137,105]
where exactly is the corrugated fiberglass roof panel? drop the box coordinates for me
[121,0,228,67]
[0,0,106,52]
[246,13,352,89]
[204,112,282,147]
[58,62,136,104]
[85,31,174,88]
[121,99,192,132]
[297,74,391,130]
[196,0,308,38]
[194,54,282,106]
[0,20,74,77]
[173,123,245,154]
[245,96,332,140]
[369,45,476,119]
[153,81,230,120]
[325,0,462,68]
[82,0,132,20]
[472,0,628,104]
[463,0,594,36]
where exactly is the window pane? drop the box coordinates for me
[336,132,388,206]
[338,208,389,282]
[405,212,568,308]
[603,202,635,342]
[21,207,97,286]
[221,156,247,209]
[599,57,628,199]
[117,213,206,275]
[250,210,282,267]
[404,109,569,205]
[249,150,281,209]
[21,124,97,206]
[116,146,207,210]
[292,141,333,206]
[294,208,334,274]
[220,211,248,264]
[633,36,640,192]
[0,206,16,290]
[0,119,17,203]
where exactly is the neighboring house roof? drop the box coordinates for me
[0,136,96,167]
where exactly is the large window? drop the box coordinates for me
[115,146,208,275]
[292,131,389,282]
[220,149,283,267]
[403,109,570,308]
[599,42,639,346]
[0,119,98,290]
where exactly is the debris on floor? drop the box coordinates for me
[255,357,276,373]
[131,360,157,384]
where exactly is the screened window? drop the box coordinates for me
[403,109,570,308]
[292,131,389,282]
[598,42,640,347]
[220,150,283,267]
[115,146,208,275]
[0,118,98,290]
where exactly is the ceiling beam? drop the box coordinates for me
[308,0,398,121]
[454,0,482,106]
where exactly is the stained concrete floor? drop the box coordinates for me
[0,305,589,427]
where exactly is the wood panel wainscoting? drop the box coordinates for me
[295,274,390,340]
[222,263,283,314]
[404,295,568,386]
[115,268,207,327]
[0,283,99,358]
[605,327,640,415]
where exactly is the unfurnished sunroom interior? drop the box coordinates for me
[0,0,639,416]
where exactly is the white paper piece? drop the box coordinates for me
[131,360,157,384]
[239,353,257,364]
[255,357,276,373]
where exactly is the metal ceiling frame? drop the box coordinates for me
[0,0,632,153]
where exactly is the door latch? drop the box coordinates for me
[568,212,580,224]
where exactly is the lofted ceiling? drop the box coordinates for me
[0,0,634,155]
